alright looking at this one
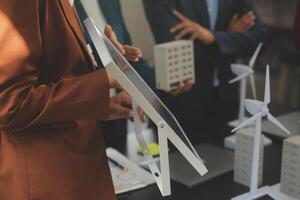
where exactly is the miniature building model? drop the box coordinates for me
[154,40,195,91]
[280,136,300,199]
[234,128,264,187]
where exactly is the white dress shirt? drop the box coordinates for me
[206,0,220,87]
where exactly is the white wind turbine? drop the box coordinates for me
[231,65,290,200]
[228,43,263,127]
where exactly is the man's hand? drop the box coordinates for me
[228,11,256,32]
[107,92,146,122]
[104,25,142,62]
[164,79,194,96]
[170,10,215,45]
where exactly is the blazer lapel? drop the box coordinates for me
[58,0,95,70]
[193,0,210,29]
[59,0,87,48]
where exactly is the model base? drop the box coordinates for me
[268,184,299,200]
[232,185,299,200]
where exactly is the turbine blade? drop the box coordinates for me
[249,74,257,99]
[267,113,291,134]
[232,113,261,133]
[264,65,271,105]
[229,73,249,84]
[249,43,263,69]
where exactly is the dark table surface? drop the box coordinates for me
[116,136,283,200]
[116,104,294,200]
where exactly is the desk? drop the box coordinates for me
[117,135,283,200]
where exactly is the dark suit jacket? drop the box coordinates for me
[0,0,114,199]
[144,0,267,119]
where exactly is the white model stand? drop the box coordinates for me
[231,65,290,200]
[234,127,264,188]
[154,40,195,91]
[84,18,208,197]
[228,43,263,128]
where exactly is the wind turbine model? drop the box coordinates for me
[231,65,290,200]
[228,43,263,127]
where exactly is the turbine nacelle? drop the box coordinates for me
[244,99,267,116]
[232,65,290,135]
[229,43,263,100]
[231,64,254,76]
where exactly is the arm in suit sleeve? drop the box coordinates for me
[0,3,110,131]
[143,0,179,43]
[213,4,268,56]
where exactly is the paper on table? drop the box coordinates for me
[106,148,155,194]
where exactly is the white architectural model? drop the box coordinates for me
[154,40,195,91]
[280,136,300,199]
[84,18,208,197]
[234,127,264,188]
[231,65,290,200]
[229,43,263,127]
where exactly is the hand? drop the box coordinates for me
[228,11,256,32]
[107,72,122,90]
[170,10,215,45]
[107,92,146,122]
[107,92,132,121]
[104,25,142,62]
[164,80,194,96]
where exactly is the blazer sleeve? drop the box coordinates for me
[143,0,178,43]
[0,2,110,131]
[213,3,268,56]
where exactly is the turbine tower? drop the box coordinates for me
[231,65,290,200]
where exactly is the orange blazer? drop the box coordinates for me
[0,0,115,199]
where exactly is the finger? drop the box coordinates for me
[240,21,255,32]
[229,14,239,28]
[120,92,133,109]
[112,40,126,55]
[182,80,194,92]
[175,27,194,40]
[232,14,239,22]
[232,20,243,32]
[240,16,255,32]
[124,52,142,61]
[124,45,142,56]
[125,54,142,60]
[170,23,186,33]
[104,25,125,54]
[169,85,184,96]
[125,55,140,62]
[189,32,199,40]
[104,25,114,38]
[172,10,189,22]
[247,11,255,18]
[138,107,146,123]
[242,11,256,23]
[117,105,132,119]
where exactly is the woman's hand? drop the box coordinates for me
[107,92,132,121]
[104,25,142,62]
[107,72,122,90]
[107,92,146,122]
